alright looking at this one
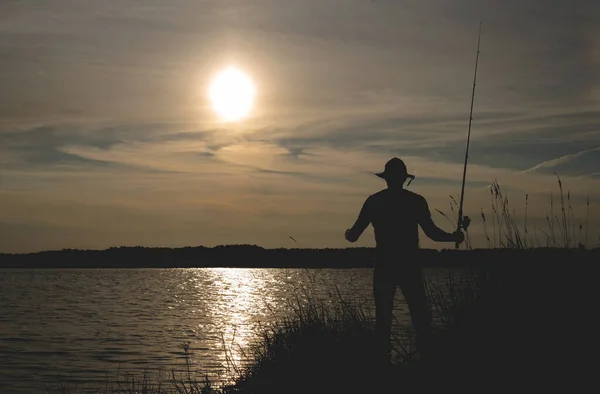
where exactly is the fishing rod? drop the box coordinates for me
[455,22,482,249]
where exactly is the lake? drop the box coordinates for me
[0,267,450,393]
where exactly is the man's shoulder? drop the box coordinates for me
[370,189,387,198]
[371,188,426,199]
[403,189,427,202]
[368,189,391,202]
[369,189,428,204]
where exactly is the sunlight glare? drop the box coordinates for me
[209,66,256,122]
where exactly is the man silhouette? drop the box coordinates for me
[344,157,464,364]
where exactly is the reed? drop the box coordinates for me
[468,176,594,249]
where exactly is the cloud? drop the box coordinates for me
[524,147,600,177]
[2,0,598,125]
[0,124,203,173]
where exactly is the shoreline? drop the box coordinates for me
[1,246,598,268]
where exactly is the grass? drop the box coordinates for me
[438,175,597,249]
[43,264,598,393]
[47,260,597,393]
[45,176,597,393]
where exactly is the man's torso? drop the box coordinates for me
[367,188,428,256]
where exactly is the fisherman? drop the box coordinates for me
[344,157,465,364]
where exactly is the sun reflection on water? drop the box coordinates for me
[192,268,281,383]
[0,267,409,392]
[164,268,387,386]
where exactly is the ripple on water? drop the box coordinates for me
[0,267,448,393]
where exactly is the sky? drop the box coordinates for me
[1,0,599,253]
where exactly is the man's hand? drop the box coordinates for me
[461,216,471,231]
[453,230,465,244]
[345,228,357,243]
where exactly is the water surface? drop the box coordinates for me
[0,267,447,393]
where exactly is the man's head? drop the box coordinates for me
[375,157,415,187]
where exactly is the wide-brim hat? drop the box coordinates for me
[375,157,415,180]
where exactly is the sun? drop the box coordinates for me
[209,66,256,122]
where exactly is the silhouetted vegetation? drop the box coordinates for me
[45,260,596,393]
[227,265,596,392]
[479,176,594,249]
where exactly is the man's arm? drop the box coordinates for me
[418,197,464,243]
[344,197,371,243]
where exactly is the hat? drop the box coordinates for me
[375,157,415,180]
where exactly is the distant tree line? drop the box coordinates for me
[0,245,598,268]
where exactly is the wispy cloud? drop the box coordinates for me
[525,147,600,176]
